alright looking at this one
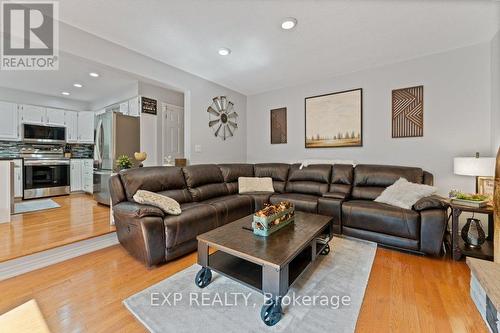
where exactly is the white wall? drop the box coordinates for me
[138,82,184,107]
[59,23,247,165]
[138,82,184,166]
[247,43,492,195]
[90,81,139,111]
[492,30,500,156]
[0,86,89,111]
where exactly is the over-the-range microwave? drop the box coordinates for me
[22,124,66,144]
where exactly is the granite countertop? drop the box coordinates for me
[0,156,21,160]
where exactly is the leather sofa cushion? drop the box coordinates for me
[288,164,331,183]
[202,195,254,226]
[342,200,420,239]
[254,163,289,193]
[270,193,319,213]
[352,164,424,200]
[183,164,229,201]
[218,164,254,194]
[240,192,273,211]
[285,164,331,196]
[330,164,354,196]
[164,202,217,248]
[119,166,191,203]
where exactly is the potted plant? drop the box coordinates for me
[116,155,133,171]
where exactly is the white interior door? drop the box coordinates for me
[162,104,184,162]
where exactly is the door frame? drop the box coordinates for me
[161,103,185,164]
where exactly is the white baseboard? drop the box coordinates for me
[0,232,119,281]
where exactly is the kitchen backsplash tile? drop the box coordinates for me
[0,140,94,158]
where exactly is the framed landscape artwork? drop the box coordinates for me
[305,88,362,148]
[270,107,287,144]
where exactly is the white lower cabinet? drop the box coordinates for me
[13,159,23,198]
[70,159,93,193]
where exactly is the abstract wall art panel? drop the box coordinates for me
[392,85,424,138]
[270,107,287,144]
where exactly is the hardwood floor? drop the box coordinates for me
[0,244,486,332]
[0,194,114,262]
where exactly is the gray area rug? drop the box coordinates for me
[124,236,377,333]
[14,199,60,214]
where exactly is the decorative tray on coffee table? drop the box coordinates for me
[252,201,295,237]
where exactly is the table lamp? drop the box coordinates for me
[454,153,495,193]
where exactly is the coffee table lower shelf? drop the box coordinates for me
[195,222,332,327]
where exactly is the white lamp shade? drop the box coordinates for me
[453,157,495,176]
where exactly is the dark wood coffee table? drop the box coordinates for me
[195,211,333,326]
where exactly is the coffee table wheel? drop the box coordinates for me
[260,299,282,326]
[320,244,330,255]
[195,267,212,288]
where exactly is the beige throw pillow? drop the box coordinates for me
[133,190,182,215]
[374,178,437,210]
[238,177,274,194]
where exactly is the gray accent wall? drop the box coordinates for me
[492,30,500,156]
[246,43,492,195]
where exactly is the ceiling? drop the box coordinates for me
[0,53,138,103]
[58,0,499,95]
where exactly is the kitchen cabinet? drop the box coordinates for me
[119,102,129,115]
[128,97,140,117]
[70,159,93,193]
[65,111,78,143]
[19,104,46,124]
[82,159,93,193]
[0,102,20,141]
[77,112,94,144]
[13,159,23,198]
[45,108,66,126]
[70,159,82,192]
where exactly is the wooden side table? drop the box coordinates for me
[450,203,495,261]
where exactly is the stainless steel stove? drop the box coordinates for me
[21,145,70,199]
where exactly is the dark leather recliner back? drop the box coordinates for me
[330,164,354,197]
[218,164,255,194]
[351,164,424,200]
[285,164,331,196]
[182,164,229,201]
[254,163,290,193]
[119,166,192,203]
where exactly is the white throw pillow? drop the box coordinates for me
[374,178,438,210]
[133,190,182,215]
[238,177,274,194]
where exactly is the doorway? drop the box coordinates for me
[162,103,185,164]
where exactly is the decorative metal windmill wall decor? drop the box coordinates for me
[207,96,238,140]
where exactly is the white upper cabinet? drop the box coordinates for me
[128,97,140,117]
[0,101,20,141]
[78,112,94,144]
[119,102,129,115]
[45,108,66,126]
[65,111,78,143]
[19,104,46,124]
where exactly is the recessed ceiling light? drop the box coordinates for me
[281,17,297,30]
[89,72,99,77]
[61,91,70,96]
[218,48,231,56]
[73,83,83,88]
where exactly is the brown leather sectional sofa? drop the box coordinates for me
[109,163,448,267]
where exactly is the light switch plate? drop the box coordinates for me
[194,145,202,153]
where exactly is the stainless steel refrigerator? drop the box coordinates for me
[93,111,140,205]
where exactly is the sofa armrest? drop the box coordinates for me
[318,196,345,234]
[113,202,166,267]
[413,195,449,211]
[322,192,349,200]
[419,209,448,255]
[113,201,165,218]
